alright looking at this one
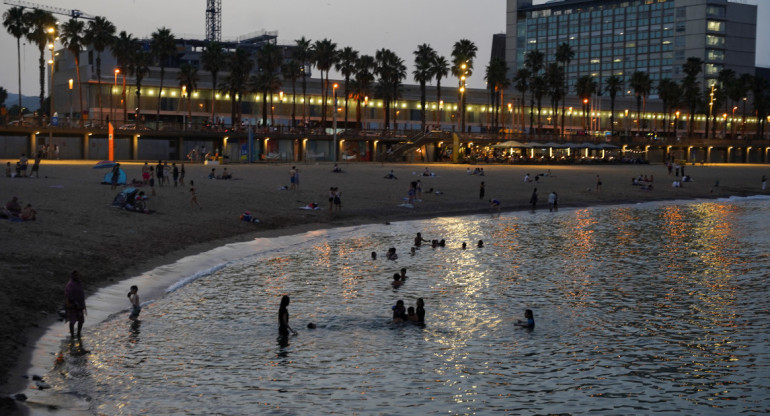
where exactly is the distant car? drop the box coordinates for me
[118,123,149,131]
[8,119,33,127]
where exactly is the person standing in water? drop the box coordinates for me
[127,285,141,320]
[516,309,535,329]
[65,271,86,338]
[279,295,297,336]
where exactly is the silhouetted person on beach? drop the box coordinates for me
[65,271,86,338]
[279,295,297,337]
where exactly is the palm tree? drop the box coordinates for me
[352,54,375,126]
[294,36,312,125]
[657,78,681,136]
[281,60,301,127]
[523,50,544,134]
[150,27,176,127]
[130,49,151,120]
[737,73,753,136]
[60,19,85,124]
[335,46,359,128]
[201,41,226,125]
[177,63,198,130]
[311,38,337,126]
[256,42,283,126]
[375,48,405,129]
[413,44,436,131]
[681,57,702,137]
[111,31,135,122]
[629,71,652,134]
[544,62,563,133]
[604,75,623,136]
[3,6,26,120]
[24,9,56,117]
[451,39,477,132]
[555,42,574,135]
[430,54,449,124]
[485,57,510,130]
[221,48,254,128]
[513,68,530,133]
[84,16,116,124]
[576,75,597,131]
[531,74,547,134]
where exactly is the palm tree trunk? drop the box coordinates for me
[16,38,22,120]
[344,79,349,127]
[75,58,83,126]
[96,54,102,124]
[301,76,307,126]
[291,78,297,127]
[210,73,217,124]
[156,67,165,128]
[122,74,127,123]
[38,50,45,120]
[610,97,615,135]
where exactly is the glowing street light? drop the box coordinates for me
[333,83,338,162]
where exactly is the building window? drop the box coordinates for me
[707,49,725,61]
[707,20,724,33]
[706,5,726,18]
[676,7,686,19]
[705,63,723,75]
[706,34,725,47]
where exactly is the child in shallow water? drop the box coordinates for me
[127,285,141,320]
[516,309,534,329]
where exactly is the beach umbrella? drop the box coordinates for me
[93,160,117,169]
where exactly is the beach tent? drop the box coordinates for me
[102,168,127,185]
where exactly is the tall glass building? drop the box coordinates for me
[506,0,757,93]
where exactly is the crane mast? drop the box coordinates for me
[205,0,221,42]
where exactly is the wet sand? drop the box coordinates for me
[0,159,768,406]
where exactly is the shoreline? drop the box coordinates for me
[1,160,768,411]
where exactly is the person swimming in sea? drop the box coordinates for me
[416,298,425,324]
[391,273,403,288]
[400,268,408,280]
[386,247,398,260]
[371,251,377,260]
[406,307,418,322]
[477,240,484,248]
[414,232,428,247]
[516,309,535,329]
[392,300,407,323]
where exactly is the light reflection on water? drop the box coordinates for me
[47,198,770,415]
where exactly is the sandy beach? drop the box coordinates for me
[0,159,768,405]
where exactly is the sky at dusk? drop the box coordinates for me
[1,0,768,97]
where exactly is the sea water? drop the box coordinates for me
[31,197,770,415]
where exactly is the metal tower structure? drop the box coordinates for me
[205,0,222,42]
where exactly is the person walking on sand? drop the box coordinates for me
[479,181,485,200]
[30,152,41,178]
[529,188,538,212]
[596,175,602,192]
[763,175,767,191]
[548,191,558,212]
[289,166,297,191]
[179,163,186,186]
[279,295,297,337]
[190,180,201,208]
[110,163,121,190]
[65,271,86,338]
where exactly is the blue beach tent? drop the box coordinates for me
[102,168,127,185]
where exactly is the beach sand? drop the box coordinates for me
[0,159,767,402]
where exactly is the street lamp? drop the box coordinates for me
[332,83,338,162]
[459,62,468,132]
[111,68,119,126]
[181,85,187,130]
[68,79,73,126]
[674,110,680,138]
[708,84,716,139]
[731,106,738,138]
[364,96,369,130]
[722,113,728,138]
[47,26,56,149]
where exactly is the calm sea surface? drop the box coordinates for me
[38,197,770,415]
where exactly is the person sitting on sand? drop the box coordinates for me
[21,204,36,221]
[392,300,407,323]
[5,196,21,217]
[516,309,535,329]
[489,199,501,213]
[221,168,232,180]
[332,163,342,173]
[208,168,216,179]
[391,273,403,288]
[384,170,398,180]
[422,167,431,176]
